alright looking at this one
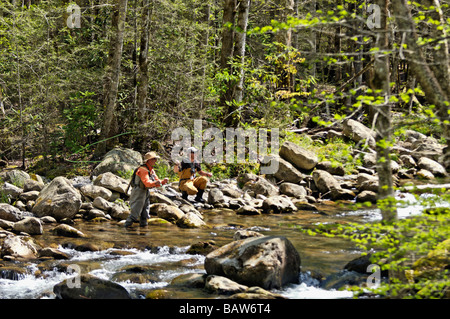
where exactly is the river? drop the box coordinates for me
[1,188,448,299]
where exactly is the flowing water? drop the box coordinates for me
[1,188,449,299]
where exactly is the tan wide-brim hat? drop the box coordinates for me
[144,152,160,162]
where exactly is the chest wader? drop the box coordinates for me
[125,166,154,227]
[178,166,206,203]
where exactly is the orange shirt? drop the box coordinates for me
[136,164,160,188]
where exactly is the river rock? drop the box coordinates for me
[32,177,82,221]
[80,184,113,201]
[312,170,342,193]
[53,274,131,299]
[233,230,264,240]
[92,147,143,177]
[355,190,378,203]
[0,182,23,200]
[316,161,345,176]
[0,203,31,222]
[208,188,224,205]
[170,273,207,288]
[221,187,242,198]
[153,203,185,222]
[343,119,376,147]
[205,275,248,295]
[280,141,318,170]
[0,235,39,260]
[109,204,130,221]
[417,169,435,180]
[417,157,447,177]
[23,179,44,192]
[19,190,40,202]
[237,173,258,186]
[264,155,305,183]
[93,172,130,195]
[236,205,261,215]
[204,236,301,290]
[279,182,307,198]
[0,169,30,187]
[149,192,177,206]
[399,154,416,168]
[39,247,70,260]
[52,224,86,238]
[242,177,279,197]
[262,196,297,214]
[92,197,113,212]
[330,188,356,201]
[176,212,207,228]
[13,217,43,235]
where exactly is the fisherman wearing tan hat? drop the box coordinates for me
[125,151,169,227]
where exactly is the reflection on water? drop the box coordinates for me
[1,189,448,299]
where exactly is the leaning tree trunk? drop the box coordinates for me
[97,0,128,155]
[372,0,397,222]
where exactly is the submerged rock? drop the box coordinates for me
[53,274,131,299]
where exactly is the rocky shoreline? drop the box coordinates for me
[0,121,448,298]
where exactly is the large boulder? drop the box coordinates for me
[53,274,131,299]
[343,119,376,148]
[92,147,143,177]
[204,236,301,290]
[279,141,318,170]
[32,177,82,221]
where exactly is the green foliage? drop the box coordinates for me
[305,194,450,299]
[63,91,99,154]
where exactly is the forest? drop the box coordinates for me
[0,0,449,185]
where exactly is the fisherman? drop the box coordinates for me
[174,147,212,203]
[124,152,169,227]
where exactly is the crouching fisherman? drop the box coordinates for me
[174,147,212,203]
[125,152,169,227]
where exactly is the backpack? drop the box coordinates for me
[126,165,155,193]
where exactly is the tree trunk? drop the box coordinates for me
[97,0,128,155]
[220,0,236,70]
[372,0,396,222]
[231,0,250,104]
[135,0,152,150]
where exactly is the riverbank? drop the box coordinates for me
[1,123,449,299]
